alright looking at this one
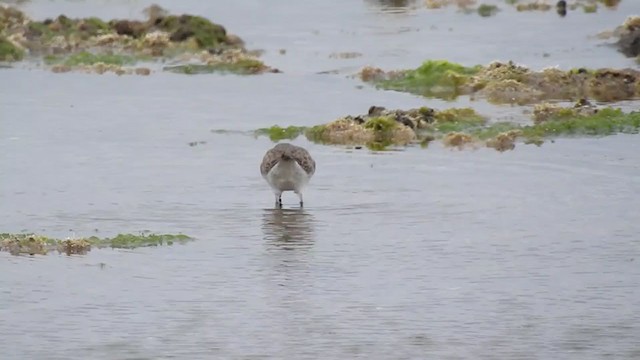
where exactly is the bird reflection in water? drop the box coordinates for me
[261,208,315,251]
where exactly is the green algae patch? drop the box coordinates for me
[472,122,522,140]
[363,116,408,150]
[362,60,481,100]
[434,107,486,127]
[359,60,640,104]
[0,36,24,61]
[51,51,137,66]
[471,107,640,151]
[364,116,397,132]
[0,232,194,256]
[255,125,307,142]
[91,233,193,249]
[304,124,330,144]
[522,108,640,138]
[477,4,499,17]
[154,14,227,49]
[163,57,273,75]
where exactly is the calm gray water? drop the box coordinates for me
[1,1,640,359]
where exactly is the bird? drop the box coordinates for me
[260,143,316,208]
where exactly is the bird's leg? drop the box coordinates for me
[296,191,304,207]
[274,192,282,208]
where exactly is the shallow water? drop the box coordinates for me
[2,1,640,359]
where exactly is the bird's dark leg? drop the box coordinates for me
[274,192,282,208]
[296,192,304,208]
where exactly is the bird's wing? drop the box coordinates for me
[260,149,280,176]
[294,148,316,176]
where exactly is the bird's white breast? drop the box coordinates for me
[265,160,310,192]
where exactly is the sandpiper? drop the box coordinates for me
[260,143,316,207]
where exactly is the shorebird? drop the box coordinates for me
[260,143,316,207]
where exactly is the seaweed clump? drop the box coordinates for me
[359,59,640,104]
[360,60,481,100]
[0,232,194,256]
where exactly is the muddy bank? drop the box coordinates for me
[254,101,639,152]
[359,60,640,104]
[0,4,278,75]
[0,232,193,256]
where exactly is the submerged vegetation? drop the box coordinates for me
[250,102,640,152]
[255,125,307,142]
[45,51,137,66]
[0,4,276,75]
[163,57,277,75]
[0,232,194,256]
[359,60,640,104]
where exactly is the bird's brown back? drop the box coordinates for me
[260,143,316,176]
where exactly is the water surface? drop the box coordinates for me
[1,1,640,359]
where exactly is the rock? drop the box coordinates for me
[532,103,567,124]
[486,130,521,152]
[225,33,245,47]
[587,69,638,102]
[57,239,91,255]
[169,27,195,42]
[143,4,169,25]
[368,105,386,116]
[480,79,544,105]
[134,67,151,76]
[360,66,387,82]
[443,132,474,149]
[616,27,640,57]
[395,114,415,129]
[112,20,146,38]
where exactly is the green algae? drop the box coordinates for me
[255,125,306,142]
[437,107,640,150]
[91,233,193,249]
[472,122,522,140]
[364,116,397,132]
[305,125,329,143]
[54,51,137,66]
[81,17,111,35]
[478,4,499,17]
[162,58,268,75]
[521,108,640,138]
[156,14,227,49]
[0,232,194,256]
[434,107,486,124]
[375,60,481,100]
[363,116,401,150]
[0,36,24,61]
[418,107,488,134]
